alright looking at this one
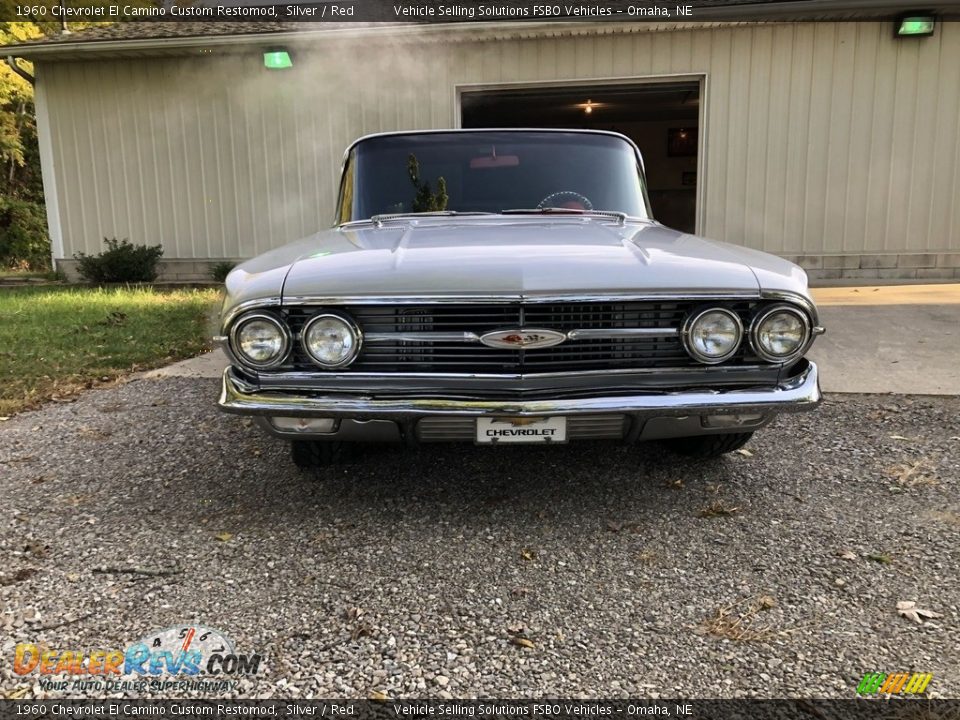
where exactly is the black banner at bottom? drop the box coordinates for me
[1,700,959,720]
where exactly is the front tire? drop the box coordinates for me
[290,440,344,469]
[662,432,754,458]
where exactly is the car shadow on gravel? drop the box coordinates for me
[196,428,752,531]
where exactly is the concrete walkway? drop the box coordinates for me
[808,284,960,395]
[145,284,960,396]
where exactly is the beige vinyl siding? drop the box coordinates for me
[39,21,960,263]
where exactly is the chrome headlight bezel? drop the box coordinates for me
[682,307,744,364]
[749,304,812,364]
[300,312,362,369]
[229,312,291,370]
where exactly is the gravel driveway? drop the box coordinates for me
[1,377,958,699]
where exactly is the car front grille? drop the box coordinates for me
[282,301,760,374]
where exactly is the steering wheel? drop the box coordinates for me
[537,191,594,211]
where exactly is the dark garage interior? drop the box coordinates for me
[461,81,701,233]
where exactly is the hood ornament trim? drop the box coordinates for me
[480,328,567,350]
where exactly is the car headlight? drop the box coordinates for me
[301,313,361,368]
[230,313,290,369]
[683,307,743,364]
[751,305,810,362]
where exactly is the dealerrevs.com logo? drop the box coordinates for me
[13,625,263,693]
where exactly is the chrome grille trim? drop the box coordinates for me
[281,292,760,305]
[567,328,679,339]
[363,328,679,343]
[365,331,483,343]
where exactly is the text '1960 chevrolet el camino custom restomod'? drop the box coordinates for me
[217,130,824,468]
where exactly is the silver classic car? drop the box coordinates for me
[217,130,824,468]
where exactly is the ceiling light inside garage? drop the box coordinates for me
[896,16,935,37]
[264,50,293,69]
[576,100,606,114]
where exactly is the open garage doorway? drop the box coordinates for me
[459,79,702,233]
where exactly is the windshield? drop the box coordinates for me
[336,131,650,224]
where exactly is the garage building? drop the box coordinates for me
[7,16,960,281]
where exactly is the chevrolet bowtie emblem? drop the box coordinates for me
[479,328,567,349]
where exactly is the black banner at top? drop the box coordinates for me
[6,0,960,23]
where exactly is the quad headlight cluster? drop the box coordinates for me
[683,308,743,364]
[682,304,811,365]
[749,305,811,362]
[300,313,362,368]
[229,311,361,370]
[230,313,291,370]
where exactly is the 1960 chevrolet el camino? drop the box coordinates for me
[217,129,824,468]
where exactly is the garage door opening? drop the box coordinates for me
[460,81,701,233]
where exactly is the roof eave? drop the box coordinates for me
[3,21,742,59]
[6,3,958,60]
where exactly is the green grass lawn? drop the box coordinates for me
[0,286,221,415]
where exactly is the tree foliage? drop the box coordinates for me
[407,154,448,213]
[1,23,42,182]
[0,23,48,268]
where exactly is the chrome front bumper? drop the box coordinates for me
[218,361,821,441]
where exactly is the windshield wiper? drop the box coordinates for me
[501,208,627,224]
[369,210,494,225]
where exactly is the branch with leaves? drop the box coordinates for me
[407,153,448,213]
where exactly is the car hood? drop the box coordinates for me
[275,217,780,300]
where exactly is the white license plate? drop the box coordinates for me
[476,416,567,444]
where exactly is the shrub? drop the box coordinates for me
[210,261,237,283]
[0,198,51,271]
[74,238,164,283]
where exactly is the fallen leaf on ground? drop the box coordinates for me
[896,600,943,624]
[697,501,740,518]
[926,510,960,527]
[24,542,49,558]
[885,460,938,487]
[0,568,37,587]
[369,691,390,702]
[701,595,776,642]
[637,549,657,564]
[214,532,233,542]
[838,549,858,561]
[350,622,373,640]
[510,636,535,649]
[520,548,536,561]
[735,448,754,457]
